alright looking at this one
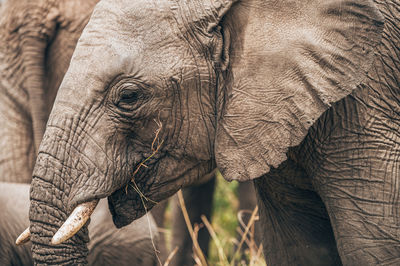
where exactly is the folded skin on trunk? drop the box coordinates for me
[30,171,89,264]
[29,132,94,265]
[28,77,120,263]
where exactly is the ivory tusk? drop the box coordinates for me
[15,227,31,245]
[51,199,99,245]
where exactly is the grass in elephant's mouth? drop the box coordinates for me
[124,119,164,265]
[126,118,163,204]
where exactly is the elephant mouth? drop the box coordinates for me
[107,183,152,228]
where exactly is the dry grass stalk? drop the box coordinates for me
[177,194,266,265]
[193,223,205,264]
[236,227,254,256]
[249,243,264,266]
[127,119,163,204]
[237,209,260,258]
[163,246,179,266]
[201,215,229,264]
[177,190,208,266]
[133,186,162,266]
[126,119,165,265]
[230,206,259,266]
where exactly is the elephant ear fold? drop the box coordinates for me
[215,0,384,182]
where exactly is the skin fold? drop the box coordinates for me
[26,0,399,265]
[0,182,159,266]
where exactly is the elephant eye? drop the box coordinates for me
[115,84,147,112]
[110,79,152,116]
[119,90,139,105]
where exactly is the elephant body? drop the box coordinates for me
[257,2,400,264]
[24,0,399,265]
[0,183,32,266]
[0,182,159,266]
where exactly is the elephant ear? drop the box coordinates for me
[214,0,384,181]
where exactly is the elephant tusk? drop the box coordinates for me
[15,227,31,245]
[51,199,99,245]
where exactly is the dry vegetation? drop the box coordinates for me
[162,174,266,266]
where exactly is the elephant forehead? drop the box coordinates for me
[94,0,179,43]
[71,0,189,81]
[67,37,189,92]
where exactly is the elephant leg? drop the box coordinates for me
[254,159,341,266]
[170,176,216,266]
[150,199,169,263]
[315,169,400,265]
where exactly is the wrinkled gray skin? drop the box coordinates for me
[0,182,159,266]
[0,1,257,263]
[28,0,399,265]
[0,0,99,183]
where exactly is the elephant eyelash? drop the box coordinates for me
[117,89,148,111]
[115,85,147,110]
[107,78,153,118]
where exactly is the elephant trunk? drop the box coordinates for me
[29,130,91,265]
[22,38,48,154]
[28,96,117,264]
[20,7,59,154]
[30,170,90,265]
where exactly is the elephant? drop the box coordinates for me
[0,182,159,266]
[0,0,99,183]
[0,0,259,264]
[20,0,399,265]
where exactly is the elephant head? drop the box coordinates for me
[26,0,383,264]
